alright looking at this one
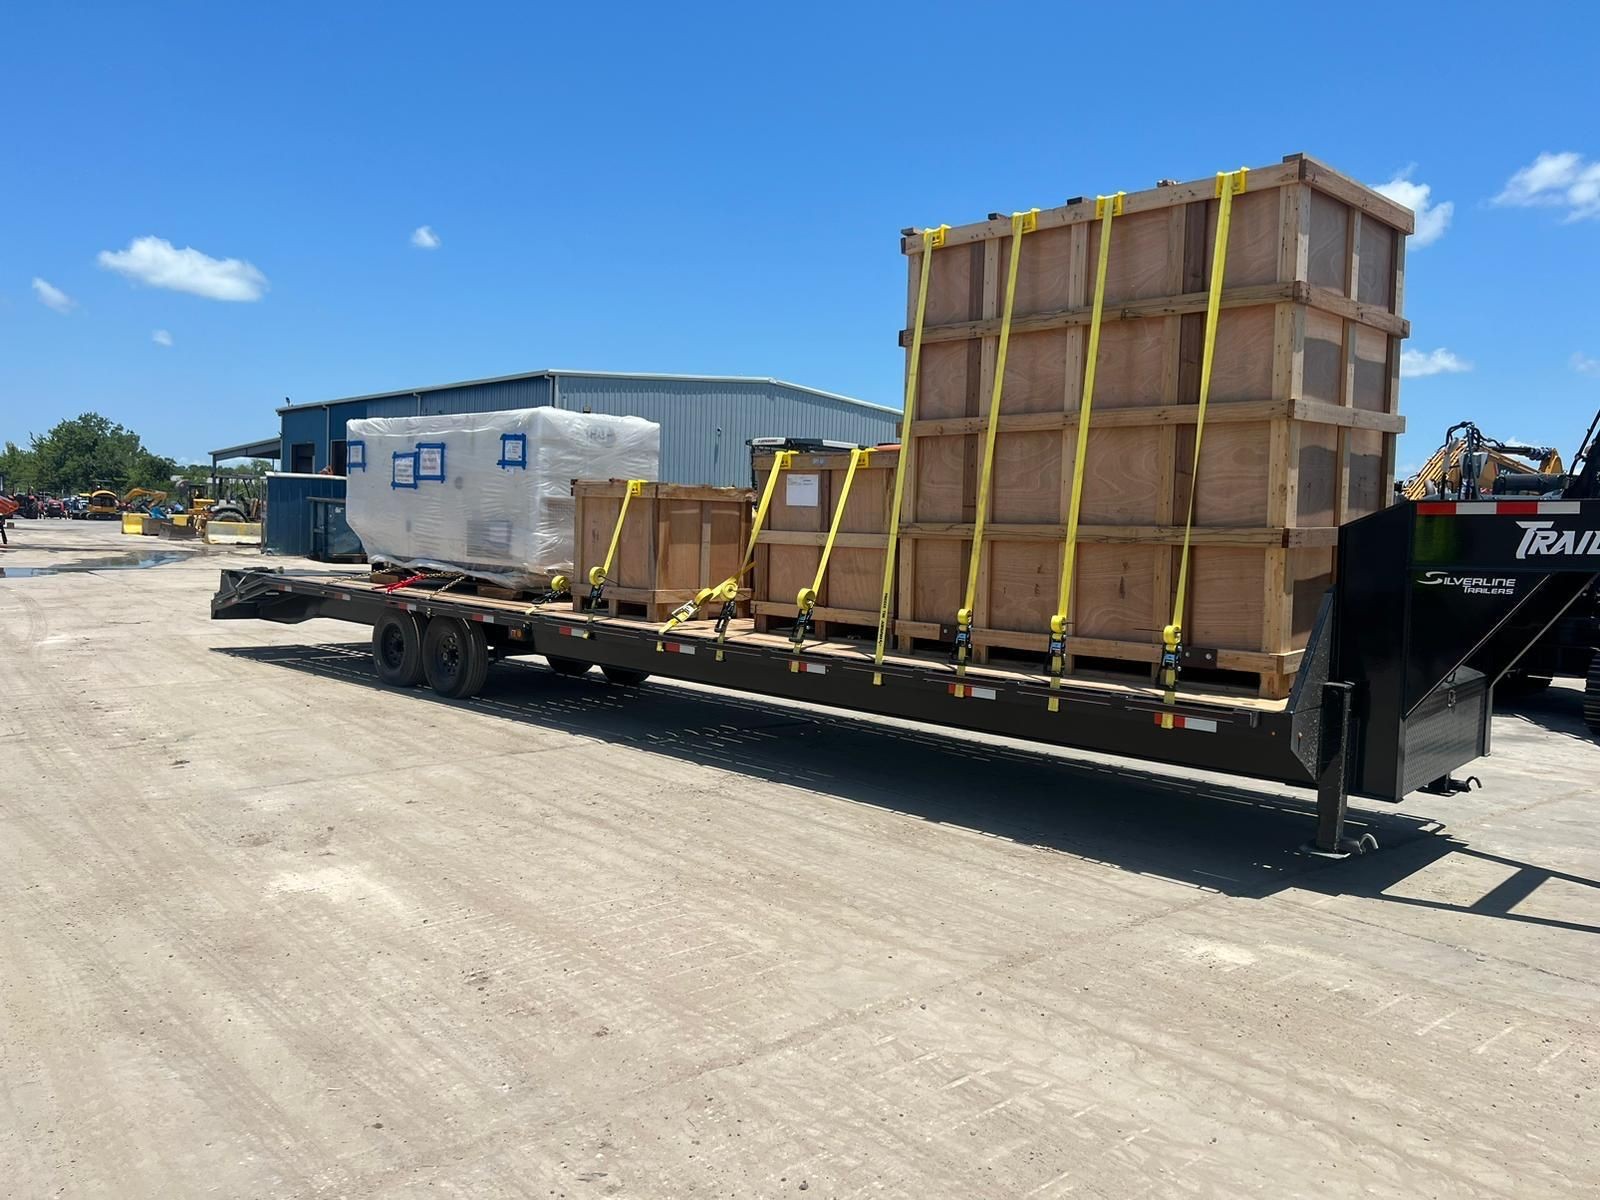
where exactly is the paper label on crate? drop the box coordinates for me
[417,444,445,480]
[392,453,416,487]
[786,473,820,507]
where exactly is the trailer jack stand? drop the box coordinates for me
[1299,681,1380,858]
[1420,774,1481,796]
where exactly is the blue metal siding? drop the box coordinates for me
[264,474,348,557]
[279,407,327,470]
[421,376,551,415]
[553,376,899,486]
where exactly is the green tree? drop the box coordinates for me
[25,413,173,495]
[0,440,37,492]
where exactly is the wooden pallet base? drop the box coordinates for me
[892,620,1297,699]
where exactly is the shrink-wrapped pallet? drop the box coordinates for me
[345,408,659,589]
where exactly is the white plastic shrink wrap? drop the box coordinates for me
[344,408,660,588]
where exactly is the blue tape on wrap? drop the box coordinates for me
[415,441,446,482]
[498,432,528,470]
[391,450,420,489]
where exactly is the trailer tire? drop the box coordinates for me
[601,666,650,687]
[422,617,490,699]
[545,655,591,678]
[1584,652,1600,736]
[372,611,426,687]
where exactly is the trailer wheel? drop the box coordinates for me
[372,611,426,687]
[1584,652,1600,736]
[545,655,591,677]
[600,666,650,687]
[422,617,490,699]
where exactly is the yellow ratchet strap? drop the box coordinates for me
[873,222,947,685]
[586,479,645,613]
[1046,192,1122,712]
[954,208,1036,679]
[790,447,872,661]
[655,450,794,657]
[1159,168,1246,725]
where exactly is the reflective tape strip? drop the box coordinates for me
[660,642,696,655]
[789,661,827,675]
[1153,712,1217,732]
[1416,500,1581,516]
[557,625,593,639]
[949,684,996,700]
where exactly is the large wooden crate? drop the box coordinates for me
[750,447,899,637]
[573,481,753,621]
[894,153,1412,696]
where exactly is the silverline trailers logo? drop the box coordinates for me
[1514,520,1600,560]
[1418,572,1517,596]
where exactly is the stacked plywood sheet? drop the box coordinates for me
[891,153,1412,696]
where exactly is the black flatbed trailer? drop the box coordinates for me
[214,498,1600,856]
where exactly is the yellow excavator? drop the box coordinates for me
[1402,423,1565,500]
[122,487,168,513]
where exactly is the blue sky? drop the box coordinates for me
[2,3,1597,472]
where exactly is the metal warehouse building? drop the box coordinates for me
[266,368,899,556]
[278,369,898,484]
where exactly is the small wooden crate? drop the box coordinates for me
[751,447,899,639]
[572,481,753,621]
[893,152,1412,697]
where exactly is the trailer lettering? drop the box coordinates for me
[1418,571,1517,596]
[1514,520,1600,560]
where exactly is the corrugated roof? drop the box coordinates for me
[276,369,896,416]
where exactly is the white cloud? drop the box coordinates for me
[152,328,174,347]
[1400,348,1472,378]
[410,225,441,249]
[1494,152,1600,221]
[97,236,268,301]
[32,277,74,313]
[1572,351,1600,376]
[1373,168,1453,246]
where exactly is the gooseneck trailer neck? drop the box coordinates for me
[212,495,1600,856]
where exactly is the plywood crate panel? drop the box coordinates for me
[751,448,898,636]
[573,481,752,621]
[894,153,1412,696]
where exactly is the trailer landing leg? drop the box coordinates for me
[1303,682,1377,858]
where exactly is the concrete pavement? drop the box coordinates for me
[2,521,1596,1197]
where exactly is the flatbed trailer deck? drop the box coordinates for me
[215,497,1600,855]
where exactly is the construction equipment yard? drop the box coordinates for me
[0,521,1594,1198]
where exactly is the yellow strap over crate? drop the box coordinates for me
[586,479,646,614]
[791,447,872,658]
[873,223,948,685]
[1046,191,1122,712]
[1159,168,1247,724]
[656,450,794,654]
[954,208,1037,678]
